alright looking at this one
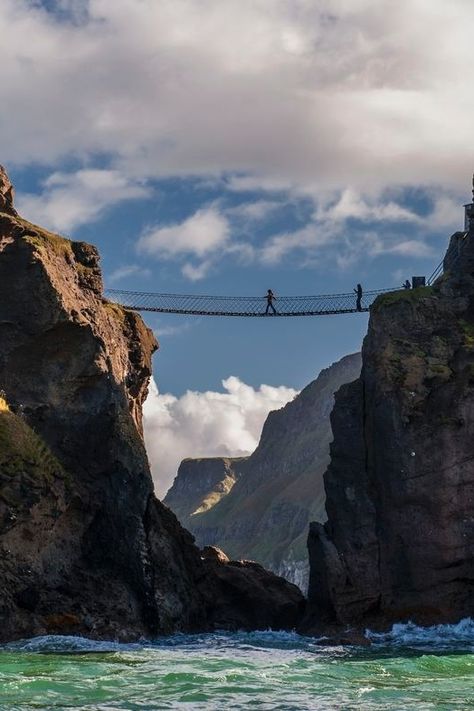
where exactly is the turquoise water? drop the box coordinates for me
[1,620,474,710]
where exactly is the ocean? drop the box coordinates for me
[1,620,474,710]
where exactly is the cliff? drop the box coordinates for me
[0,166,303,641]
[306,220,474,629]
[164,457,243,524]
[166,354,361,591]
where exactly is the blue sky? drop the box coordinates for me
[2,0,473,491]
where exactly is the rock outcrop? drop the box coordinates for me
[0,166,16,215]
[0,166,303,641]
[166,354,361,592]
[306,213,474,630]
[164,457,243,525]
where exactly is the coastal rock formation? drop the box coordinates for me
[0,166,303,642]
[306,220,474,629]
[166,354,361,592]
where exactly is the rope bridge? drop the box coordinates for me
[105,287,396,317]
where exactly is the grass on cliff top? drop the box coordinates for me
[17,216,74,259]
[0,404,65,482]
[103,300,128,324]
[373,286,434,310]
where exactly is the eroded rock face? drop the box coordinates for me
[0,168,303,641]
[0,165,16,215]
[306,248,474,630]
[164,457,243,523]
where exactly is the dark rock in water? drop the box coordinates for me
[202,556,305,630]
[166,354,361,592]
[305,213,474,630]
[0,166,303,642]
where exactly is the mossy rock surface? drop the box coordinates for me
[0,405,66,503]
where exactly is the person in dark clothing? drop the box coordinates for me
[354,283,363,312]
[403,279,411,289]
[265,289,277,315]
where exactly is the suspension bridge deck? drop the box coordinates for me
[106,287,398,317]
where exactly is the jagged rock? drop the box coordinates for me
[0,166,303,641]
[166,354,361,592]
[202,546,230,564]
[305,220,474,630]
[202,557,305,630]
[0,165,16,215]
[164,457,243,522]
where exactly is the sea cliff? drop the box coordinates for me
[0,166,303,641]
[306,226,474,630]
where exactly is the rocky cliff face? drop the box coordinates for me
[164,457,243,525]
[0,166,303,641]
[166,354,361,592]
[306,234,474,629]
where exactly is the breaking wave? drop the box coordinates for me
[366,617,474,651]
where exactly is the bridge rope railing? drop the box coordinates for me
[105,287,397,317]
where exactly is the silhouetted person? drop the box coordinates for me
[403,279,411,289]
[354,283,363,312]
[265,289,277,315]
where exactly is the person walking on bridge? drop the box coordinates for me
[354,283,363,312]
[265,289,277,315]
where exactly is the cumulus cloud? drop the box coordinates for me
[3,0,472,271]
[257,188,456,269]
[136,206,231,280]
[143,376,298,497]
[138,207,230,258]
[1,0,473,195]
[17,169,150,233]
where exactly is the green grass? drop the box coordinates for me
[373,286,434,310]
[21,218,74,259]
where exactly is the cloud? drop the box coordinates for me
[313,189,423,225]
[17,169,150,233]
[226,200,283,221]
[1,0,473,197]
[108,264,151,284]
[387,240,434,258]
[137,205,232,281]
[3,0,472,276]
[257,188,455,270]
[151,321,194,338]
[138,207,230,259]
[181,260,214,281]
[143,376,298,497]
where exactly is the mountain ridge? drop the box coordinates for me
[165,352,362,590]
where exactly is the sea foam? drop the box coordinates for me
[366,617,474,651]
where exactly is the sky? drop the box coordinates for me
[2,0,474,494]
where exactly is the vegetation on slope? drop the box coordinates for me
[0,396,66,513]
